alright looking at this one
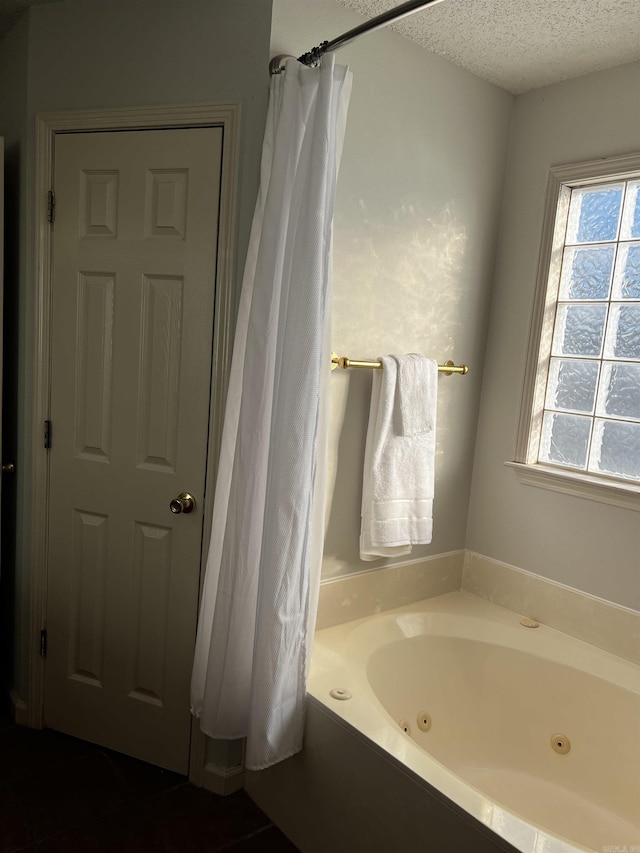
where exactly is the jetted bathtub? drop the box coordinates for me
[307,591,640,853]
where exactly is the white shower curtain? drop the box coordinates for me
[190,55,352,770]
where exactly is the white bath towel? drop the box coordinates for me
[360,355,438,561]
[398,353,437,436]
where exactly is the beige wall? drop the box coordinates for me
[0,14,29,695]
[272,0,514,580]
[466,61,640,610]
[5,0,636,711]
[0,0,273,700]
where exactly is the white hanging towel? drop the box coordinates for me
[360,354,438,560]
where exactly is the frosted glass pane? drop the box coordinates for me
[539,412,590,468]
[546,358,598,413]
[620,180,640,240]
[566,185,623,244]
[590,419,640,480]
[535,177,640,481]
[612,242,640,299]
[559,246,614,299]
[552,303,607,356]
[604,304,640,360]
[597,362,640,421]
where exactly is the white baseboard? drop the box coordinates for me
[201,760,244,796]
[9,689,29,726]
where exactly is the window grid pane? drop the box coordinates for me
[558,245,615,300]
[540,411,592,469]
[545,358,600,414]
[588,418,640,480]
[596,362,640,422]
[551,302,608,357]
[565,184,624,245]
[538,177,640,483]
[612,241,640,299]
[603,302,640,361]
[620,180,640,240]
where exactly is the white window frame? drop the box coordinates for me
[509,152,640,511]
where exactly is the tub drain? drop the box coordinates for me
[551,733,571,754]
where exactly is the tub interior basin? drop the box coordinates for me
[366,635,640,852]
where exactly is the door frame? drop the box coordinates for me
[29,103,240,784]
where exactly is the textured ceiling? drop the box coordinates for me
[335,0,640,93]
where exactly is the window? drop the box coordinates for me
[513,154,640,507]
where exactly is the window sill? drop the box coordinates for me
[505,461,640,512]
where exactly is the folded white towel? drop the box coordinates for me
[398,353,437,436]
[360,355,438,561]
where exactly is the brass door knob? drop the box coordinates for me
[2,463,15,473]
[170,492,195,514]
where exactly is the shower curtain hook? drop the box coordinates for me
[298,41,329,68]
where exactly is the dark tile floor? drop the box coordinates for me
[0,699,298,852]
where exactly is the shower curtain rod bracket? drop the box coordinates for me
[269,43,330,76]
[269,0,444,75]
[268,55,295,75]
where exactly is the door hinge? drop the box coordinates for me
[47,190,55,223]
[40,629,47,657]
[44,420,52,449]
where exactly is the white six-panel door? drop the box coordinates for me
[45,127,222,772]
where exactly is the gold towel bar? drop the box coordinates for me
[331,353,468,376]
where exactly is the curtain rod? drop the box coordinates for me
[269,0,445,75]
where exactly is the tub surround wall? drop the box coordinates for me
[244,697,518,853]
[463,552,640,665]
[271,0,513,582]
[318,549,639,664]
[316,551,463,629]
